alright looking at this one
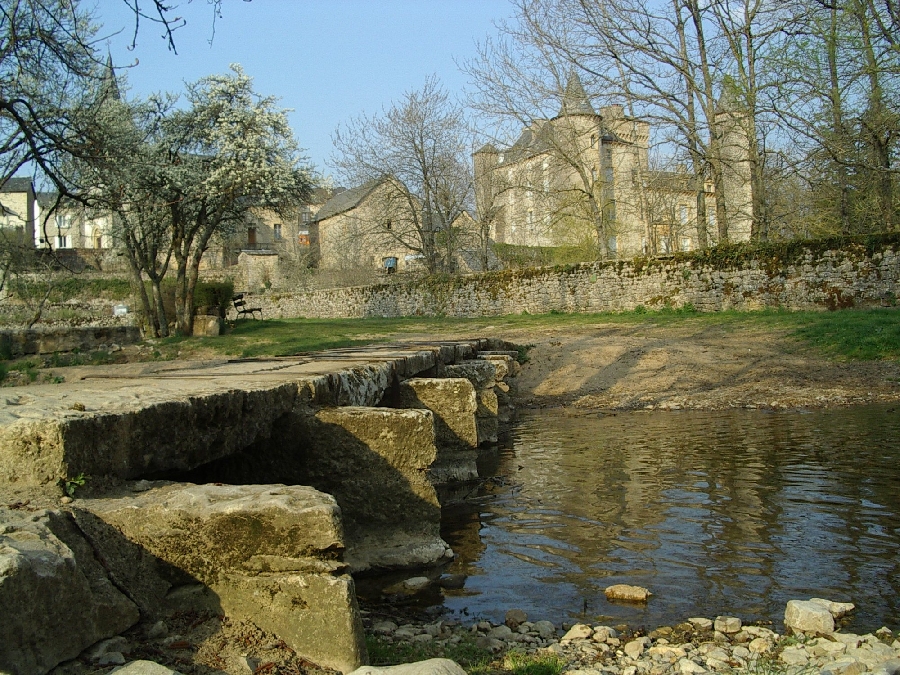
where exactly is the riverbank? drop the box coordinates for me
[360,601,900,675]
[486,318,900,411]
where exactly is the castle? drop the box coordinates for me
[474,74,753,257]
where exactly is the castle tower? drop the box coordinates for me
[715,92,753,242]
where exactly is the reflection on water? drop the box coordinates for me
[440,405,900,632]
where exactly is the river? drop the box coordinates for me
[437,404,900,633]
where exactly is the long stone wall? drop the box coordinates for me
[253,244,900,319]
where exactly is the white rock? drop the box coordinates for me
[732,647,751,660]
[561,624,594,643]
[821,657,867,675]
[350,659,467,675]
[869,658,900,675]
[810,598,856,619]
[704,658,729,671]
[834,634,863,648]
[785,599,835,634]
[714,617,742,634]
[811,639,848,657]
[689,618,713,630]
[373,621,398,635]
[624,639,647,659]
[605,584,652,603]
[748,638,772,654]
[109,661,183,675]
[780,647,810,666]
[678,658,707,674]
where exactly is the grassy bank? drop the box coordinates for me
[148,306,900,363]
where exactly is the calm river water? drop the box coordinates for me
[437,405,900,632]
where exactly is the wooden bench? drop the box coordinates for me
[232,293,262,320]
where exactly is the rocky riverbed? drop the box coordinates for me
[362,597,900,675]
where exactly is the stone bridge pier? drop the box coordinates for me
[0,339,519,675]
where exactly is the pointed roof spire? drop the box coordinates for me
[557,72,596,117]
[99,52,121,103]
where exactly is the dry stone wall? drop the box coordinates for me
[254,245,900,319]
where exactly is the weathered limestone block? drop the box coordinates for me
[297,407,449,572]
[0,508,139,675]
[398,378,479,484]
[444,360,497,391]
[445,362,500,446]
[76,483,366,674]
[398,378,478,450]
[477,353,520,378]
[785,599,836,634]
[0,383,300,486]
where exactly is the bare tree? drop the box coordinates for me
[331,76,473,274]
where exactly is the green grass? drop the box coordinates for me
[144,307,900,363]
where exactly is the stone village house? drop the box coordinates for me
[473,74,753,257]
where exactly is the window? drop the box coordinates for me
[591,166,597,181]
[384,219,392,230]
[542,158,550,193]
[55,234,69,249]
[680,237,692,252]
[300,210,311,223]
[527,210,534,227]
[273,224,282,240]
[247,227,257,245]
[498,152,505,164]
[608,236,617,253]
[641,237,649,254]
[590,134,597,148]
[679,205,688,224]
[660,236,671,253]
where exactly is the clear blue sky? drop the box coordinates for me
[96,0,513,179]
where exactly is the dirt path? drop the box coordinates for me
[484,321,900,411]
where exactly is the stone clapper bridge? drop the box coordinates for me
[0,339,520,675]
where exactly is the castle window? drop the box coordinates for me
[498,152,505,164]
[681,237,692,251]
[384,219,392,230]
[679,205,688,224]
[274,223,282,240]
[590,134,597,148]
[608,236,617,253]
[660,236,671,253]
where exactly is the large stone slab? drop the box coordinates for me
[0,383,300,486]
[0,508,139,675]
[398,378,479,484]
[76,483,366,673]
[297,407,448,571]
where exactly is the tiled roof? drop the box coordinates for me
[314,180,381,222]
[0,177,33,193]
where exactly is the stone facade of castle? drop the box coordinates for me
[474,75,753,257]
